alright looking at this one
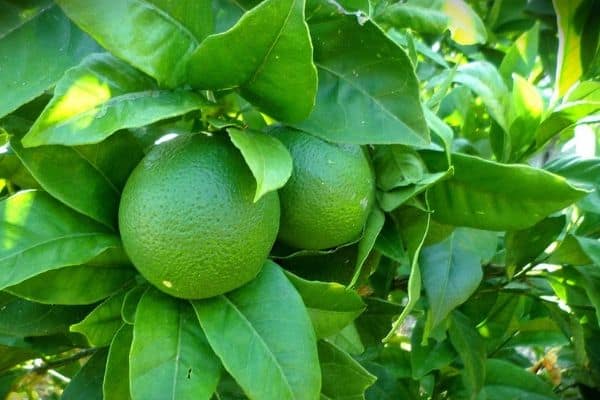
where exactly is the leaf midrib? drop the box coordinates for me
[245,0,297,87]
[221,295,295,399]
[71,147,120,195]
[171,305,184,400]
[30,89,199,143]
[431,235,454,325]
[315,62,424,140]
[133,0,200,45]
[0,1,54,41]
[0,232,111,264]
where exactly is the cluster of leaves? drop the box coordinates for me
[1,0,600,399]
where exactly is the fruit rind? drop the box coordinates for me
[118,133,280,299]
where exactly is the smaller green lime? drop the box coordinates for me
[272,127,375,250]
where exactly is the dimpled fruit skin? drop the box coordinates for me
[118,134,280,299]
[273,127,375,250]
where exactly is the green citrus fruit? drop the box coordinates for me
[272,127,375,250]
[118,133,280,299]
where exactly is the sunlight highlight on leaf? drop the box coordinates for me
[44,75,111,126]
[1,190,34,250]
[553,0,585,97]
[442,0,487,45]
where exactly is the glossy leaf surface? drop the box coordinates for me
[23,53,205,147]
[422,151,587,230]
[286,272,365,339]
[228,128,292,202]
[193,261,321,400]
[188,0,317,122]
[0,190,120,290]
[56,0,212,87]
[295,15,428,146]
[0,1,99,117]
[130,289,221,400]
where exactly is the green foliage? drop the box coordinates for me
[131,288,221,400]
[192,262,320,400]
[0,1,100,118]
[188,0,317,122]
[228,128,293,202]
[1,0,599,399]
[22,53,206,147]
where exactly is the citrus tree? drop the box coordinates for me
[1,0,600,399]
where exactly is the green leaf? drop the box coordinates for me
[505,216,566,274]
[442,0,487,45]
[499,23,540,83]
[507,317,569,348]
[295,15,429,146]
[0,346,36,374]
[285,272,365,339]
[373,146,426,192]
[213,373,248,400]
[275,246,360,286]
[0,293,90,337]
[547,234,593,266]
[188,0,317,122]
[228,128,292,202]
[478,359,558,400]
[576,236,600,265]
[537,81,600,148]
[448,311,486,397]
[327,323,365,356]
[363,360,417,400]
[104,324,133,400]
[374,217,407,263]
[0,1,99,117]
[410,319,456,379]
[377,170,451,212]
[6,264,135,305]
[454,61,510,131]
[56,0,212,87]
[571,263,600,323]
[553,0,588,96]
[131,288,221,400]
[421,151,588,230]
[22,53,205,147]
[350,207,385,288]
[423,107,453,160]
[545,155,600,212]
[420,229,486,329]
[535,100,600,149]
[192,261,321,400]
[356,298,402,346]
[475,294,525,353]
[11,130,143,228]
[0,190,120,290]
[377,3,449,35]
[70,290,127,347]
[384,207,430,342]
[0,141,39,190]
[121,284,148,325]
[0,334,76,363]
[62,349,108,400]
[567,80,600,102]
[318,340,376,400]
[212,0,246,33]
[507,74,544,161]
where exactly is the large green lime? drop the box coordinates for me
[118,133,280,299]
